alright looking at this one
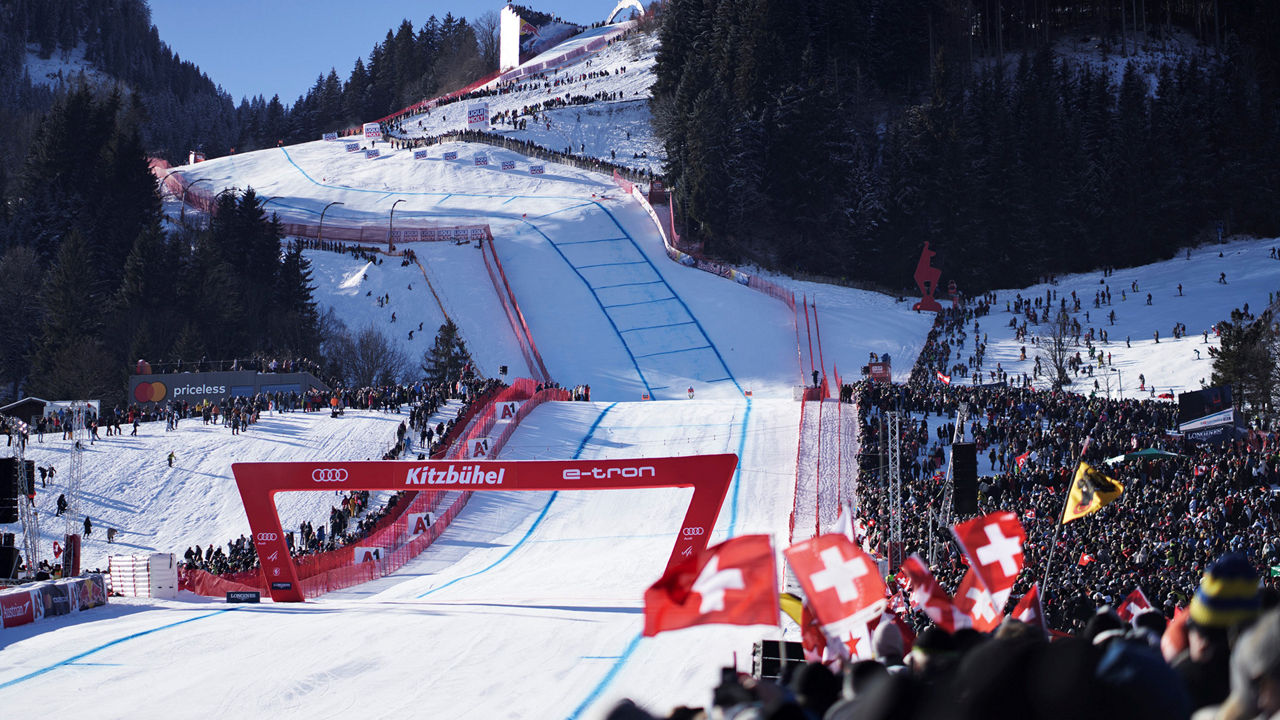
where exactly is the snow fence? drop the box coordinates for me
[0,575,108,631]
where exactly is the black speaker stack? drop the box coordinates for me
[952,442,979,515]
[0,457,17,524]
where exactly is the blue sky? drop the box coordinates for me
[147,1,622,103]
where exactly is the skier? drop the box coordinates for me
[83,516,92,538]
[168,451,176,468]
[687,386,695,400]
[56,494,67,516]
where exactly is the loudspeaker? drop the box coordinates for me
[752,640,806,682]
[22,460,34,496]
[952,442,979,515]
[0,546,20,579]
[0,457,16,523]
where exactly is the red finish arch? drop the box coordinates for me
[233,455,738,602]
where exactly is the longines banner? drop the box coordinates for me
[129,371,330,406]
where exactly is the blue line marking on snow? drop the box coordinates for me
[532,201,596,220]
[620,321,697,334]
[591,280,664,291]
[575,260,648,270]
[579,656,624,660]
[518,218,653,397]
[634,345,711,359]
[0,609,235,689]
[554,237,628,246]
[567,632,643,719]
[416,403,618,600]
[601,297,675,310]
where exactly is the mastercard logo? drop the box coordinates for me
[133,381,167,403]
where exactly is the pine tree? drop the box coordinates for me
[1210,309,1275,414]
[422,320,471,385]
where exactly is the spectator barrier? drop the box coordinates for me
[480,229,553,384]
[181,380,566,600]
[0,575,108,630]
[108,553,178,599]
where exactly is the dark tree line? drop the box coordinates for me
[652,0,1280,291]
[0,0,495,190]
[281,13,487,145]
[0,87,320,404]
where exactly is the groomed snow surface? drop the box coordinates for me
[6,22,1280,717]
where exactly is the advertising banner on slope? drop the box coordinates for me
[407,513,433,536]
[468,438,492,459]
[495,401,522,423]
[414,149,428,160]
[443,151,458,161]
[0,590,35,629]
[353,547,382,564]
[530,165,545,175]
[474,153,489,167]
[1178,385,1242,444]
[467,103,489,130]
[363,122,382,139]
[366,149,380,159]
[322,132,338,141]
[346,143,360,153]
[501,160,516,170]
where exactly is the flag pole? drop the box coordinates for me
[1040,438,1092,596]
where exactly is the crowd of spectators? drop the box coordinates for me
[610,576,1280,719]
[180,372,502,574]
[855,379,1279,635]
[382,127,657,186]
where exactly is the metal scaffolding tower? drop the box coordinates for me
[15,433,39,576]
[930,403,969,566]
[886,411,902,571]
[65,402,87,541]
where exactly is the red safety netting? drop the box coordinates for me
[182,381,544,599]
[481,229,552,384]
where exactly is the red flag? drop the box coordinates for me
[643,534,778,636]
[954,569,1002,632]
[1078,552,1095,566]
[785,534,888,660]
[936,370,952,385]
[1015,450,1031,469]
[1117,587,1152,622]
[53,541,63,559]
[898,553,968,633]
[1011,583,1047,635]
[800,601,829,663]
[951,511,1026,612]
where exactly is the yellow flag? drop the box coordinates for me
[779,592,805,628]
[1062,462,1124,523]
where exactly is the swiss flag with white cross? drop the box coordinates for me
[1116,587,1153,622]
[785,534,887,660]
[954,569,1002,632]
[951,511,1026,614]
[1011,583,1048,636]
[643,534,778,636]
[897,553,970,633]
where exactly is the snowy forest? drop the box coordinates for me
[652,0,1280,291]
[0,0,494,180]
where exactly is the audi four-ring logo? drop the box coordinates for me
[255,533,278,543]
[312,468,348,482]
[682,527,705,537]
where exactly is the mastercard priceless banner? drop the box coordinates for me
[128,370,330,405]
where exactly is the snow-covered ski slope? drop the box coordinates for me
[173,135,806,401]
[0,399,800,719]
[394,25,663,175]
[15,403,460,573]
[9,19,1280,717]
